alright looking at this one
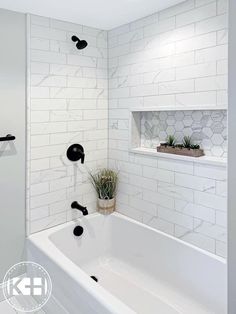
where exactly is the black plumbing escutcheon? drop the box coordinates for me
[67,144,85,163]
[73,225,84,236]
[90,276,98,282]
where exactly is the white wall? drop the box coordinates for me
[27,15,108,234]
[0,9,26,280]
[228,0,235,311]
[108,0,228,257]
[26,1,229,258]
[108,0,228,110]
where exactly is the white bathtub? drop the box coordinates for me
[27,213,227,314]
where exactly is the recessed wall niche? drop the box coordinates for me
[130,109,227,158]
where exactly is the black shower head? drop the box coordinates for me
[71,35,88,50]
[76,40,88,50]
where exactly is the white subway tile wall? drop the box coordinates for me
[27,15,108,234]
[108,0,228,257]
[27,0,228,259]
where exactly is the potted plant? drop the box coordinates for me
[90,168,118,214]
[183,136,192,149]
[157,135,204,157]
[166,135,176,147]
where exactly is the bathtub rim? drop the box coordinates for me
[29,212,226,265]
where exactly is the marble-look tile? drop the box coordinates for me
[141,110,227,157]
[27,0,228,260]
[108,0,228,259]
[28,14,108,235]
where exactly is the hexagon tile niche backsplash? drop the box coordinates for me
[141,110,227,158]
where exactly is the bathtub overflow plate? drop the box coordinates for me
[90,275,98,282]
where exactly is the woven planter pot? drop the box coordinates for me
[97,198,116,215]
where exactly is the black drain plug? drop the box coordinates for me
[90,275,98,282]
[73,225,84,236]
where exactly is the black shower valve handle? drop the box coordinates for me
[66,144,85,163]
[81,152,85,164]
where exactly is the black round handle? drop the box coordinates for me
[67,144,85,162]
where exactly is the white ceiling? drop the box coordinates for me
[0,0,185,30]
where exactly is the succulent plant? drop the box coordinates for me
[183,136,192,149]
[190,144,200,150]
[166,135,176,147]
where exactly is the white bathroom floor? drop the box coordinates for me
[81,256,212,314]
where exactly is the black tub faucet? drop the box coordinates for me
[71,201,88,216]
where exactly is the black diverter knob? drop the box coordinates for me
[67,144,85,163]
